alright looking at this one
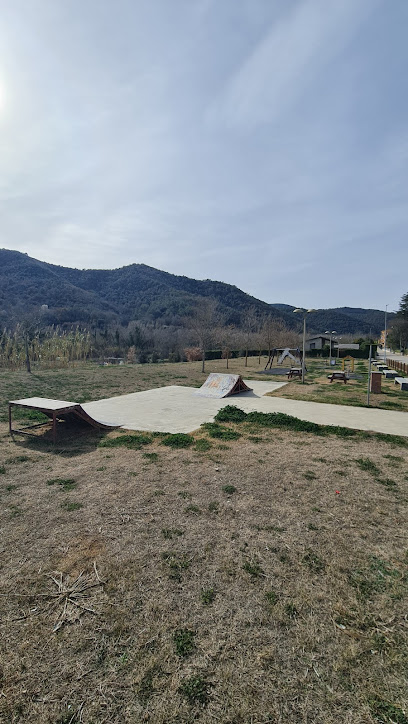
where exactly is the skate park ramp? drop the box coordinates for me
[9,397,119,430]
[195,373,252,398]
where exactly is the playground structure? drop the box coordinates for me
[341,355,355,373]
[195,373,252,398]
[264,348,303,370]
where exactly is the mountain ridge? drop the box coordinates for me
[0,249,391,335]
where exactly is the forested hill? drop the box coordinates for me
[270,304,391,336]
[0,249,391,334]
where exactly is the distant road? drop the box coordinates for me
[377,347,408,365]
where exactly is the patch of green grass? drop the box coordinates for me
[285,603,299,619]
[355,458,381,475]
[178,490,191,499]
[161,528,184,539]
[185,504,201,515]
[246,411,325,434]
[383,454,404,463]
[377,478,398,488]
[208,501,219,513]
[142,452,159,462]
[265,591,279,606]
[6,484,17,491]
[253,523,286,533]
[99,433,152,450]
[202,422,241,440]
[161,552,190,581]
[303,470,317,481]
[215,405,247,422]
[307,523,319,531]
[6,454,31,464]
[303,549,325,573]
[213,406,408,446]
[0,465,6,474]
[179,675,212,706]
[60,501,83,512]
[242,560,265,578]
[349,556,400,600]
[247,435,263,443]
[10,505,22,518]
[194,438,212,452]
[222,485,236,494]
[368,696,408,723]
[153,489,165,496]
[96,466,106,471]
[47,477,76,491]
[200,587,215,605]
[138,664,162,705]
[173,629,195,657]
[161,433,193,448]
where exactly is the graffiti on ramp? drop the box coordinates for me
[195,373,252,398]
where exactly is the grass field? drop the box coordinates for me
[0,360,407,723]
[1,357,407,425]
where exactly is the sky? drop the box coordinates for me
[0,0,407,312]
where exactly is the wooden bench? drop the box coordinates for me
[394,377,408,391]
[328,372,348,384]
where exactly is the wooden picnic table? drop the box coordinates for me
[328,372,348,384]
[287,368,302,379]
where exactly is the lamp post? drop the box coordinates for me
[293,308,316,383]
[383,304,388,364]
[325,330,337,367]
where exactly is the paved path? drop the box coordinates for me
[383,352,408,365]
[83,380,408,437]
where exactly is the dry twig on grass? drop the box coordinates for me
[46,563,105,632]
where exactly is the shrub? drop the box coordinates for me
[184,347,202,362]
[246,411,324,434]
[215,405,247,423]
[222,485,236,495]
[161,433,193,448]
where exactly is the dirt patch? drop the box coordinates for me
[55,535,105,577]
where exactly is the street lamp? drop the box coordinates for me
[325,330,337,367]
[293,308,316,383]
[383,304,388,364]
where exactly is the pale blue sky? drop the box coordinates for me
[0,0,407,311]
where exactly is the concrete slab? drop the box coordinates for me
[82,380,286,434]
[81,380,408,438]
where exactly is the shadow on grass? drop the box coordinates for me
[9,418,106,456]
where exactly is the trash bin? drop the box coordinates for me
[370,372,382,394]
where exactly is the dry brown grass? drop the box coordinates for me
[0,411,407,723]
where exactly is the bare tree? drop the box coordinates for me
[188,299,221,373]
[241,307,259,367]
[19,315,43,373]
[219,325,239,369]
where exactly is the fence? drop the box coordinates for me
[387,358,408,374]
